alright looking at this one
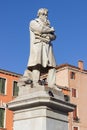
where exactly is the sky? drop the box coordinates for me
[0,0,87,74]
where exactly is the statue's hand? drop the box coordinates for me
[48,33,56,41]
[50,27,55,32]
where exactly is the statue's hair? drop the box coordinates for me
[37,8,48,17]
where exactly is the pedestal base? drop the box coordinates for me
[8,86,75,130]
[13,106,68,130]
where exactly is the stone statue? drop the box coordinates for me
[27,8,57,88]
[18,8,58,89]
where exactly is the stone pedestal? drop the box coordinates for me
[8,86,75,130]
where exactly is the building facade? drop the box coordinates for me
[0,69,21,130]
[56,61,87,130]
[0,61,87,130]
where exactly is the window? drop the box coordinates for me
[73,127,78,130]
[73,107,77,119]
[0,108,5,128]
[0,78,6,95]
[73,106,80,122]
[70,72,75,79]
[72,88,76,97]
[13,81,19,96]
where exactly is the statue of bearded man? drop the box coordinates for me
[27,8,57,88]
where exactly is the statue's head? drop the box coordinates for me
[37,8,48,17]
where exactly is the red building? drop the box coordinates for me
[0,69,21,130]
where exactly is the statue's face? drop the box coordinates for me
[39,12,48,22]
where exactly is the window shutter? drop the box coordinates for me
[1,79,5,94]
[0,78,5,94]
[70,72,75,79]
[13,81,19,96]
[73,107,77,119]
[72,88,76,97]
[73,127,78,130]
[0,108,5,128]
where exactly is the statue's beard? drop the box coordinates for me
[40,16,50,26]
[40,16,47,23]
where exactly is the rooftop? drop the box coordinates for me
[0,68,22,77]
[56,61,87,72]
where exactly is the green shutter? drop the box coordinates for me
[13,81,19,96]
[0,78,2,94]
[0,108,5,128]
[0,78,5,94]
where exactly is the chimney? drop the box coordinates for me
[78,60,84,70]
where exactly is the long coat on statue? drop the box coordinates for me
[27,18,56,73]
